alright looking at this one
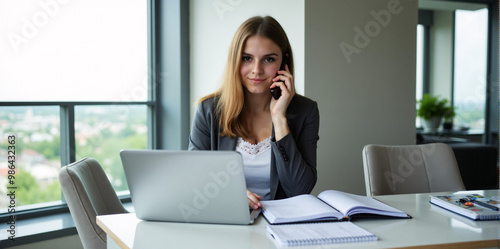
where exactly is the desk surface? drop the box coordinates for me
[97,190,500,249]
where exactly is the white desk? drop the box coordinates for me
[97,190,500,249]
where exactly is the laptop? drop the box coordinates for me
[120,150,260,225]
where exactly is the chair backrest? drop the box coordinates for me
[362,143,466,196]
[59,157,128,249]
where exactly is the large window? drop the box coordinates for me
[0,0,149,213]
[453,8,488,130]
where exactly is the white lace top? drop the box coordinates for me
[235,136,272,200]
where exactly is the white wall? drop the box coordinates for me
[305,0,418,195]
[189,0,305,113]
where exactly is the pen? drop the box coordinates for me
[472,200,500,211]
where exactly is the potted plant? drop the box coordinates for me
[416,94,450,132]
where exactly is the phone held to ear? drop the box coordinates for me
[271,55,288,100]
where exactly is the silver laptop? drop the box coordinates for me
[120,150,260,225]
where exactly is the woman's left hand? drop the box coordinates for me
[270,64,294,140]
[270,64,295,114]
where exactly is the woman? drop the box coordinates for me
[188,16,319,210]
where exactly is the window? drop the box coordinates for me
[0,0,148,102]
[0,106,61,208]
[74,105,147,193]
[416,24,425,103]
[0,0,149,213]
[415,24,425,127]
[453,8,488,130]
[416,5,490,133]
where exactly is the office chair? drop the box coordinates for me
[59,157,128,249]
[362,143,466,196]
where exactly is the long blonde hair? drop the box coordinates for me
[198,16,294,138]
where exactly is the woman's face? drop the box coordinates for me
[240,35,283,97]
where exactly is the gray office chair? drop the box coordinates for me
[362,143,466,196]
[59,157,128,249]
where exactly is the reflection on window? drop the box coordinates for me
[75,105,147,192]
[0,106,61,210]
[453,8,488,130]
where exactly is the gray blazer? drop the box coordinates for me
[188,95,320,200]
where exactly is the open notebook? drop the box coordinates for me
[261,190,409,224]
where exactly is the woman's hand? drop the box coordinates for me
[247,190,262,210]
[270,64,294,140]
[270,64,295,112]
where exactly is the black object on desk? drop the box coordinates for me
[473,200,500,211]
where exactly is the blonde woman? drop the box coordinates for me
[189,16,319,210]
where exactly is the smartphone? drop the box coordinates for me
[271,54,288,100]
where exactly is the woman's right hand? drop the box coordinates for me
[247,190,262,210]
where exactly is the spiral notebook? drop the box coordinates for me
[267,221,378,247]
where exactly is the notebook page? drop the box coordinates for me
[318,190,407,217]
[267,221,378,246]
[261,194,344,223]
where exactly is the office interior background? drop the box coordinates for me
[0,0,498,248]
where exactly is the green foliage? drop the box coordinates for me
[14,169,61,206]
[30,136,60,160]
[75,132,146,192]
[417,94,453,120]
[1,105,147,208]
[443,106,456,121]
